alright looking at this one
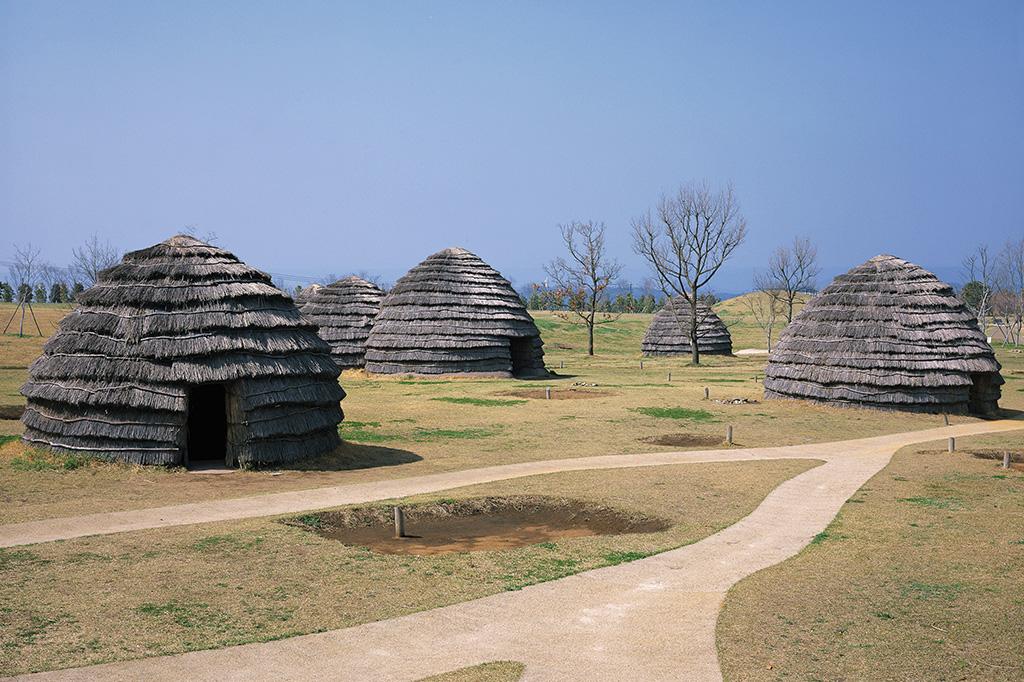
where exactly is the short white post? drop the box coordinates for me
[726,425,734,445]
[545,387,551,400]
[703,387,710,400]
[1003,452,1011,469]
[947,437,955,453]
[393,507,406,539]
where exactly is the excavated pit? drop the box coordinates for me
[293,496,669,555]
[640,434,723,447]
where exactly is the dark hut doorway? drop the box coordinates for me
[509,337,534,376]
[185,384,229,469]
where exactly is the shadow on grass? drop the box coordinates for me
[288,441,423,472]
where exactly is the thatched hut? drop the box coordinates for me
[300,276,384,369]
[764,254,1002,415]
[364,247,547,376]
[641,298,732,356]
[20,235,345,467]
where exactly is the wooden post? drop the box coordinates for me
[393,507,406,538]
[560,360,564,369]
[545,387,551,400]
[947,437,955,453]
[703,387,710,400]
[943,414,949,426]
[667,371,672,382]
[726,425,734,445]
[640,360,644,370]
[1003,452,1011,469]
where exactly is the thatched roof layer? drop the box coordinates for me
[300,276,384,369]
[20,235,344,465]
[364,248,547,376]
[641,299,732,356]
[764,254,1002,415]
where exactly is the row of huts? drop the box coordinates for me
[18,234,1003,468]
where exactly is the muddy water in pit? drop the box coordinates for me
[318,505,668,555]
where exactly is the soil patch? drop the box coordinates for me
[497,388,614,400]
[0,405,24,420]
[640,433,723,447]
[969,449,1024,464]
[293,496,669,555]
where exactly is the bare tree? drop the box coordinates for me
[71,233,119,288]
[961,244,995,333]
[4,243,43,336]
[632,181,747,365]
[743,288,784,351]
[756,237,819,322]
[544,220,623,356]
[992,237,1024,346]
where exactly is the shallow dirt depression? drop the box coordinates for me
[640,433,723,448]
[497,388,614,400]
[291,496,670,555]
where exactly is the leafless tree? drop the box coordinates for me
[743,288,784,351]
[756,237,819,323]
[71,233,119,288]
[992,237,1023,346]
[4,243,43,336]
[961,244,995,333]
[544,220,623,356]
[632,181,747,365]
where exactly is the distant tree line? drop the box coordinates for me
[961,238,1024,346]
[523,282,668,314]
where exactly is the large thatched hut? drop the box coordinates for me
[20,235,345,467]
[300,276,384,369]
[764,254,1002,415]
[364,247,547,376]
[641,298,732,356]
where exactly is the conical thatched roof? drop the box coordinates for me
[641,298,732,356]
[364,247,547,377]
[20,235,345,466]
[764,254,1002,415]
[300,276,384,369]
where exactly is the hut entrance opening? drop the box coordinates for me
[509,337,534,377]
[185,384,229,468]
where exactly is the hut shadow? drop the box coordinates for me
[994,408,1024,421]
[520,371,578,381]
[288,440,423,472]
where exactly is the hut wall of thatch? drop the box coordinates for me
[20,235,344,466]
[364,248,547,377]
[764,254,1003,415]
[641,298,732,356]
[300,276,384,369]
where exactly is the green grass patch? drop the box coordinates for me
[603,550,654,565]
[0,434,20,446]
[412,427,498,441]
[631,407,716,421]
[8,450,91,471]
[430,397,527,407]
[192,534,265,552]
[902,581,963,602]
[810,531,830,545]
[294,513,324,529]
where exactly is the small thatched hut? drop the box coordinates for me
[641,298,732,356]
[20,235,345,467]
[300,276,384,369]
[364,247,547,376]
[764,254,1002,414]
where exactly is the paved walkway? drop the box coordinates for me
[10,419,1023,681]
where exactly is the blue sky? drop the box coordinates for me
[1,1,1021,293]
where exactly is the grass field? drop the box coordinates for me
[4,302,1020,524]
[718,431,1024,681]
[0,458,816,675]
[1,300,1022,678]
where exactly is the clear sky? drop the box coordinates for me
[2,1,1021,292]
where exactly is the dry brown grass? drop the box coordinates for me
[419,661,525,682]
[0,458,816,675]
[5,308,1017,524]
[717,432,1024,681]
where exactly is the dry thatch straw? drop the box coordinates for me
[764,254,1003,415]
[20,235,345,466]
[300,276,384,369]
[641,298,732,356]
[364,247,547,377]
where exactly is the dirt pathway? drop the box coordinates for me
[10,419,1022,681]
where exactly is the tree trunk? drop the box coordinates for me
[689,290,700,365]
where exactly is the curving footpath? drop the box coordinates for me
[9,419,1023,681]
